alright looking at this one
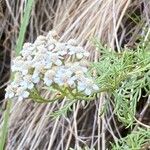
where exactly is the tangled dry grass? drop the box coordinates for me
[0,0,150,149]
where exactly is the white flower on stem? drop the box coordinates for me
[67,45,90,59]
[36,35,47,41]
[47,30,57,38]
[47,43,55,51]
[70,62,88,73]
[21,43,35,59]
[67,76,77,87]
[32,62,46,74]
[50,53,63,66]
[54,67,73,86]
[12,57,29,75]
[44,70,56,86]
[5,85,16,99]
[32,70,40,83]
[13,72,23,84]
[34,35,47,46]
[75,72,85,82]
[76,53,84,59]
[77,78,99,95]
[5,30,98,101]
[20,75,34,90]
[76,47,90,59]
[36,44,48,54]
[22,42,33,50]
[11,56,23,71]
[46,31,58,44]
[46,37,57,46]
[16,87,30,101]
[44,52,53,69]
[67,45,77,55]
[32,51,52,70]
[54,43,68,56]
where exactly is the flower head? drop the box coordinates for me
[54,67,73,86]
[16,87,30,101]
[77,78,99,95]
[5,30,99,101]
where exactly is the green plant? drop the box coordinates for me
[15,0,35,55]
[91,38,150,126]
[0,0,34,149]
[111,128,150,150]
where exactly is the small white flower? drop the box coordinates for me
[67,45,89,59]
[67,76,77,87]
[21,43,35,58]
[47,37,57,45]
[54,43,68,56]
[16,87,30,101]
[22,42,33,49]
[47,30,57,38]
[77,81,86,91]
[47,44,55,51]
[92,84,99,91]
[57,50,67,56]
[12,57,29,75]
[32,70,40,83]
[77,78,99,95]
[32,51,52,70]
[13,72,23,84]
[50,53,63,66]
[20,75,34,90]
[75,47,89,59]
[34,35,47,46]
[84,88,92,95]
[54,67,73,86]
[75,71,85,80]
[36,44,48,53]
[44,61,52,69]
[32,62,46,74]
[76,53,84,59]
[11,56,22,71]
[5,85,16,99]
[67,45,77,55]
[70,62,88,73]
[36,35,47,41]
[44,70,56,86]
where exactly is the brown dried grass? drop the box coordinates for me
[0,0,150,149]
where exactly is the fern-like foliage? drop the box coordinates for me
[111,128,150,150]
[91,39,150,125]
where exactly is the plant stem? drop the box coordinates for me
[0,100,11,150]
[0,1,35,149]
[15,0,35,55]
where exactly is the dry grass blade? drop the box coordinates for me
[0,0,149,149]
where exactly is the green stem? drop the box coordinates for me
[53,85,68,97]
[128,63,150,76]
[30,87,63,103]
[15,0,35,55]
[31,95,63,103]
[0,100,12,150]
[0,1,35,149]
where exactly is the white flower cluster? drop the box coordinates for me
[5,31,99,101]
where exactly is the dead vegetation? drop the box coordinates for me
[0,0,150,149]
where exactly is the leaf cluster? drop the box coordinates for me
[111,128,150,150]
[91,39,150,125]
